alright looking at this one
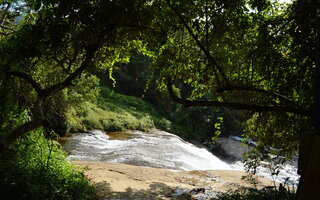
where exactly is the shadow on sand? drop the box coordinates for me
[94,181,192,200]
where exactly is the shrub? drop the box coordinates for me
[0,129,95,200]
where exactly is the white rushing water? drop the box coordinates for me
[62,129,299,185]
[64,129,232,170]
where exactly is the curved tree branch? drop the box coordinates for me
[6,45,98,98]
[167,78,311,116]
[1,45,98,154]
[6,71,43,94]
[42,45,97,97]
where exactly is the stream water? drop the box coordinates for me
[61,129,299,185]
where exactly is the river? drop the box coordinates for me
[61,129,299,186]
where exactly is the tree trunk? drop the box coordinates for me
[297,131,320,200]
[296,22,320,200]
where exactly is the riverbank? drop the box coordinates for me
[74,161,277,200]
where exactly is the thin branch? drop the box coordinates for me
[0,30,15,36]
[43,45,97,97]
[53,57,69,74]
[165,0,230,87]
[216,85,294,103]
[0,25,14,31]
[0,2,11,26]
[167,78,311,116]
[205,0,209,51]
[6,71,43,94]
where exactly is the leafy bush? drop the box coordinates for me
[0,129,95,200]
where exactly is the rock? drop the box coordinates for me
[168,187,219,200]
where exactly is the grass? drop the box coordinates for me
[65,85,217,141]
[66,86,172,133]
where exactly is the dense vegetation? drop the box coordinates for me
[0,111,94,200]
[0,0,319,199]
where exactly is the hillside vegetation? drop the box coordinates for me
[67,86,172,133]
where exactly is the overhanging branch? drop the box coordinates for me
[167,78,311,116]
[217,85,294,103]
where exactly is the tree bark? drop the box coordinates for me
[296,13,320,200]
[297,131,320,200]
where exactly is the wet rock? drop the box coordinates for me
[168,187,219,200]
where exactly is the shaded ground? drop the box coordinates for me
[74,161,278,200]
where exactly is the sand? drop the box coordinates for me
[73,161,278,199]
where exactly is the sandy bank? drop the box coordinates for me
[74,161,277,199]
